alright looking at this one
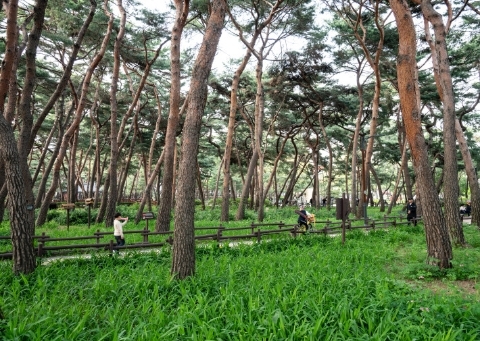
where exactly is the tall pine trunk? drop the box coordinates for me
[171,0,226,279]
[0,0,36,274]
[419,0,464,245]
[156,0,190,232]
[390,0,452,269]
[105,0,126,227]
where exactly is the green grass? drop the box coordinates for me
[1,214,479,340]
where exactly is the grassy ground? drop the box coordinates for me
[0,205,480,340]
[0,206,479,340]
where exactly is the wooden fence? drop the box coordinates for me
[0,216,422,260]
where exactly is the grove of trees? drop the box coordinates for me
[0,0,479,277]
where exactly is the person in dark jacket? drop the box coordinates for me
[296,205,309,231]
[406,198,417,226]
[465,201,471,216]
[460,201,472,216]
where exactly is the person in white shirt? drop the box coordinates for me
[114,212,128,250]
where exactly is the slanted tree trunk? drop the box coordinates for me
[29,0,96,152]
[36,4,113,227]
[117,117,137,204]
[419,0,464,245]
[389,0,452,269]
[157,0,190,232]
[262,129,294,208]
[236,151,258,220]
[370,165,385,211]
[171,0,225,279]
[34,102,70,209]
[16,0,49,234]
[220,51,250,221]
[135,151,164,224]
[32,98,63,187]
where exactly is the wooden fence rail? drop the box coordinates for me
[0,217,421,260]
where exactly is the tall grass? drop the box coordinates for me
[1,224,479,340]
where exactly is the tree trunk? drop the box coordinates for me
[157,0,190,232]
[96,172,110,224]
[36,5,113,227]
[0,165,5,223]
[319,103,333,210]
[370,165,385,211]
[456,118,480,226]
[351,65,365,214]
[16,0,49,234]
[105,0,126,227]
[0,0,36,274]
[35,106,69,209]
[135,151,165,224]
[389,0,452,268]
[254,52,266,221]
[29,0,96,152]
[117,121,137,204]
[387,141,408,215]
[68,129,79,203]
[212,157,224,210]
[196,162,205,210]
[220,50,250,221]
[419,0,464,245]
[262,131,293,208]
[171,0,225,279]
[236,150,258,220]
[1,128,36,274]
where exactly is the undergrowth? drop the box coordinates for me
[1,223,479,340]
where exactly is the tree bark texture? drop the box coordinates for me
[390,0,452,268]
[171,0,226,279]
[105,0,126,227]
[0,123,37,274]
[220,50,250,221]
[419,0,464,245]
[16,0,49,233]
[0,0,37,274]
[157,0,190,232]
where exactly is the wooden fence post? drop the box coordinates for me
[143,227,149,244]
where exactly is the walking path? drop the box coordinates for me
[40,240,257,266]
[39,218,475,266]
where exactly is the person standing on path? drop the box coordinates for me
[114,212,128,251]
[406,198,417,226]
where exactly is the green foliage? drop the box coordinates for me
[1,223,480,339]
[404,259,478,282]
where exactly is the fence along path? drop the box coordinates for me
[0,215,426,263]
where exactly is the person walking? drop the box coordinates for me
[113,212,128,252]
[406,198,417,226]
